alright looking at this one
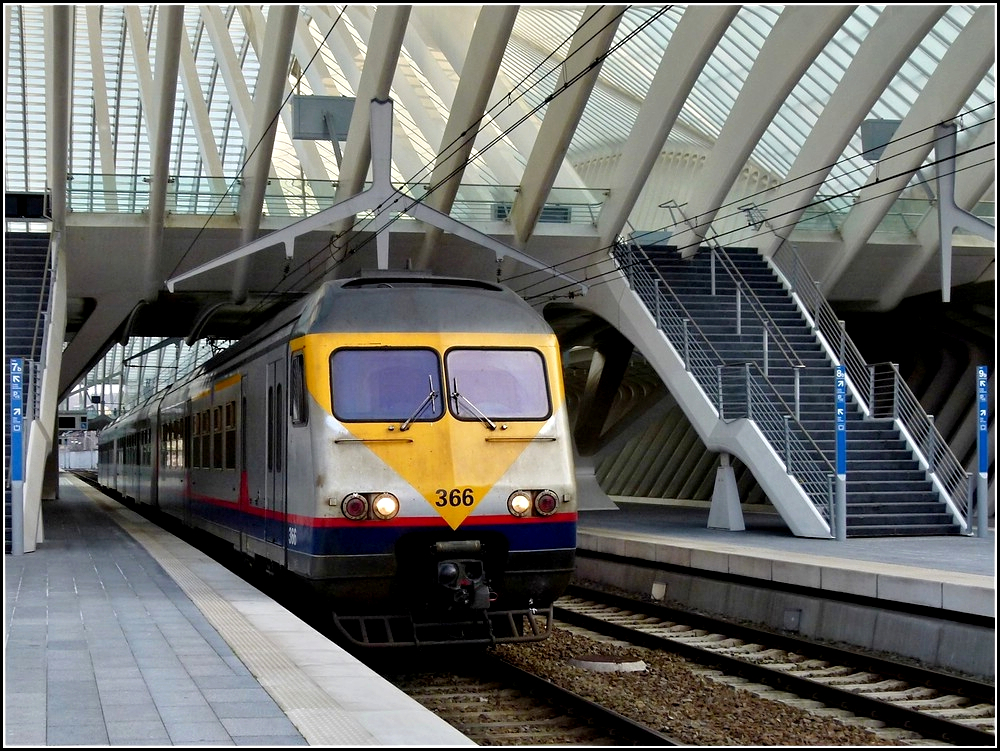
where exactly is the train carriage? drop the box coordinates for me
[97,271,578,647]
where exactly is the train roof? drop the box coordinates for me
[294,271,555,337]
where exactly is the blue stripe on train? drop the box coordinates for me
[188,499,576,555]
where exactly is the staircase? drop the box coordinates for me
[616,240,964,537]
[4,232,50,553]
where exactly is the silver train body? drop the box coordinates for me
[97,272,577,646]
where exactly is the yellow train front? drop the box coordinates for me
[284,273,577,646]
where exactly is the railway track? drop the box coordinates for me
[376,650,679,746]
[554,584,995,747]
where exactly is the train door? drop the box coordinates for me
[265,356,287,562]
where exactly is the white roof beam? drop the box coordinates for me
[758,6,946,260]
[595,5,738,249]
[825,4,996,301]
[45,5,72,229]
[342,7,437,181]
[83,7,121,209]
[308,6,363,94]
[124,7,156,134]
[200,5,253,137]
[415,5,519,268]
[231,4,298,303]
[142,6,183,302]
[510,6,622,248]
[240,5,329,185]
[669,5,856,258]
[176,20,226,185]
[416,6,526,186]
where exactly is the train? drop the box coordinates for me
[96,270,578,647]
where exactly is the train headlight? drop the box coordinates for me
[372,493,399,520]
[507,491,532,517]
[342,493,368,520]
[533,490,559,516]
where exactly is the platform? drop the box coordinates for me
[4,473,474,747]
[576,498,995,680]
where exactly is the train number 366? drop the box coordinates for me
[435,487,476,507]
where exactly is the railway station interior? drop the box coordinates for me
[4,4,996,746]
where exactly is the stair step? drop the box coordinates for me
[622,242,963,537]
[846,524,961,537]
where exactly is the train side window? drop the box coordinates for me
[201,409,211,468]
[161,423,170,467]
[241,397,247,471]
[191,412,201,468]
[224,400,236,470]
[142,427,151,466]
[183,414,191,468]
[290,351,308,426]
[275,384,283,473]
[267,386,273,472]
[213,406,223,469]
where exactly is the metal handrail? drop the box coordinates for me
[772,243,970,521]
[612,238,834,523]
[727,360,836,522]
[28,192,55,365]
[65,173,607,224]
[707,245,805,373]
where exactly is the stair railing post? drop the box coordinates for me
[892,363,900,421]
[736,286,742,336]
[965,472,974,535]
[655,278,662,329]
[813,281,821,332]
[717,365,724,418]
[827,473,835,537]
[783,415,791,473]
[838,320,846,365]
[745,362,752,420]
[682,318,690,371]
[868,365,875,415]
[794,366,801,420]
[762,324,769,378]
[710,246,716,296]
[927,414,936,475]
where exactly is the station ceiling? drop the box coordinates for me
[3,5,995,407]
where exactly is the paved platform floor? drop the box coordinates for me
[4,473,474,747]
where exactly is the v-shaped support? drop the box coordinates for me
[935,121,995,303]
[166,98,586,294]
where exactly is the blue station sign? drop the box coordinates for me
[977,365,989,475]
[835,364,847,476]
[10,358,24,482]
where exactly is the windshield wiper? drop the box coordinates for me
[450,378,496,431]
[400,375,438,431]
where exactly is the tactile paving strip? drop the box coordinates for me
[86,488,377,746]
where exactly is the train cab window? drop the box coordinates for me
[445,348,551,420]
[290,351,308,425]
[331,348,444,423]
